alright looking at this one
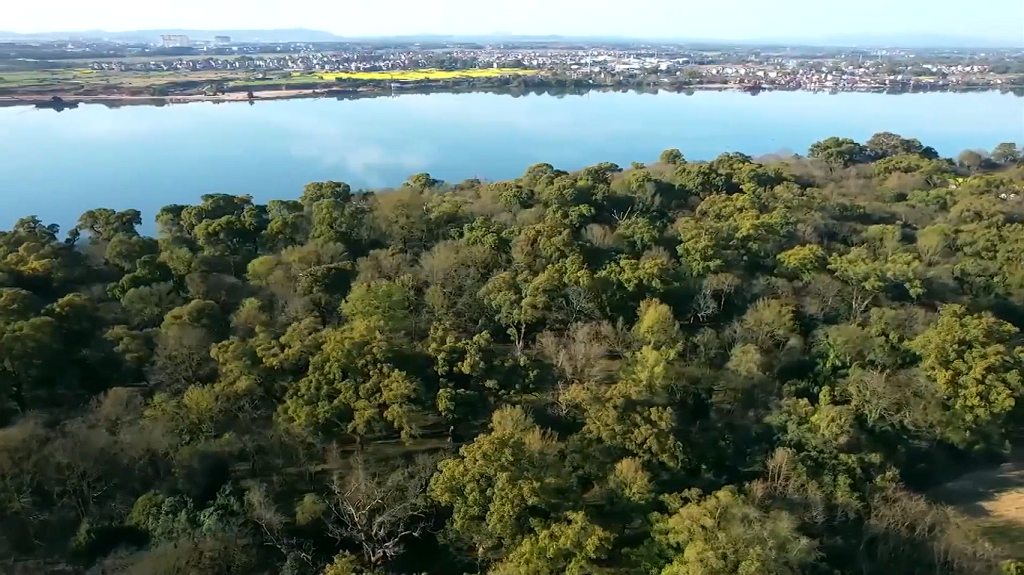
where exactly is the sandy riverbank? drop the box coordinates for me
[0,85,733,108]
[1,83,1011,109]
[0,88,342,107]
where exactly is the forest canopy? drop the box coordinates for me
[1,135,1023,574]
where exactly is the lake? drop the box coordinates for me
[1,90,1021,232]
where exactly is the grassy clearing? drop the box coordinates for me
[0,69,248,92]
[978,488,1024,557]
[981,519,1024,557]
[931,455,1024,559]
[0,69,93,88]
[229,75,329,87]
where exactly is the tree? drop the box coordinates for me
[105,233,159,271]
[827,246,924,316]
[406,172,440,190]
[263,199,309,250]
[570,302,689,470]
[777,244,826,278]
[420,240,499,333]
[300,181,352,207]
[340,280,416,335]
[572,344,688,470]
[957,150,986,172]
[873,153,954,186]
[673,163,728,198]
[660,149,686,166]
[675,193,793,276]
[146,300,223,390]
[909,304,1024,441]
[317,456,434,568]
[120,283,184,329]
[76,208,143,241]
[990,142,1020,164]
[734,299,797,350]
[479,267,561,356]
[489,511,612,575]
[641,487,817,575]
[633,298,681,348]
[278,318,422,442]
[310,197,371,253]
[866,132,938,160]
[0,315,61,415]
[429,406,577,561]
[808,137,868,169]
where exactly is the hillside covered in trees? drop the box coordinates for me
[1,135,1023,574]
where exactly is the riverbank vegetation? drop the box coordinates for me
[0,67,544,100]
[1,136,1024,574]
[4,62,1021,105]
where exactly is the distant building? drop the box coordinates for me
[160,35,191,48]
[214,36,231,45]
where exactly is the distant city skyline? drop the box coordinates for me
[6,0,1024,45]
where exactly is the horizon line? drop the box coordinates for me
[2,28,1022,48]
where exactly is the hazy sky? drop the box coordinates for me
[6,0,1024,43]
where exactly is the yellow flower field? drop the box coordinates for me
[310,68,539,82]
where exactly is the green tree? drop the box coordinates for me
[777,244,826,278]
[489,511,612,575]
[909,304,1024,441]
[827,246,924,316]
[808,137,868,169]
[865,132,938,160]
[571,316,688,470]
[76,208,143,241]
[300,181,352,207]
[675,193,793,276]
[991,142,1020,164]
[279,318,422,442]
[0,314,61,415]
[640,487,817,575]
[429,406,577,562]
[660,149,686,166]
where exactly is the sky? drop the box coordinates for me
[5,0,1024,44]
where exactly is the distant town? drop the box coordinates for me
[2,32,1023,105]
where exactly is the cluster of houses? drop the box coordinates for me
[685,61,1011,91]
[83,48,677,74]
[79,46,1021,92]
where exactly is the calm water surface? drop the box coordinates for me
[1,90,1022,231]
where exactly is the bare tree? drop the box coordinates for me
[690,290,719,323]
[246,483,319,571]
[536,321,620,387]
[147,325,216,391]
[537,321,621,416]
[323,455,435,568]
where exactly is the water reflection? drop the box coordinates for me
[1,90,1021,232]
[274,113,434,187]
[14,85,1024,115]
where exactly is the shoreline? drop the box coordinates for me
[0,88,334,107]
[1,83,1019,109]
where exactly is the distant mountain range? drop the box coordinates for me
[0,28,341,43]
[1,28,1020,48]
[752,33,1024,49]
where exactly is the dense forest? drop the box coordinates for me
[1,135,1023,575]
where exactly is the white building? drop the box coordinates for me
[160,35,191,48]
